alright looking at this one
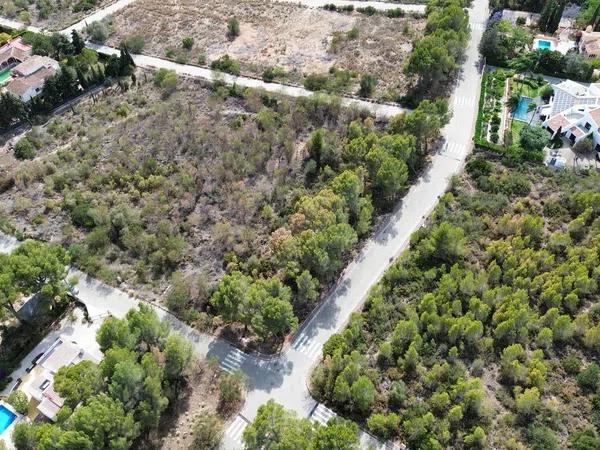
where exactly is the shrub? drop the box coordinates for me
[153,69,179,95]
[304,73,329,91]
[262,66,284,82]
[210,55,241,76]
[182,37,194,50]
[346,27,359,40]
[86,21,109,43]
[358,74,377,98]
[578,363,600,392]
[121,35,144,53]
[219,370,245,412]
[562,355,582,376]
[227,17,240,39]
[190,413,223,450]
[14,137,36,160]
[7,390,28,415]
[197,53,206,65]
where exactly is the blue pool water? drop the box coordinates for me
[538,39,552,50]
[513,96,534,121]
[0,405,17,434]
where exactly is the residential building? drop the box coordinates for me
[19,337,99,421]
[0,37,32,70]
[579,26,600,58]
[3,55,59,102]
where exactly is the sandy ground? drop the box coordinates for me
[107,0,424,97]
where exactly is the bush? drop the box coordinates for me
[562,355,582,376]
[304,73,330,91]
[347,27,359,40]
[182,37,194,50]
[219,370,245,412]
[210,55,241,76]
[190,413,223,450]
[262,66,284,82]
[578,363,600,392]
[153,69,179,95]
[121,35,145,53]
[227,17,240,39]
[14,137,36,160]
[86,21,109,43]
[7,390,28,415]
[358,74,377,98]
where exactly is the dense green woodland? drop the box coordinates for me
[310,157,600,449]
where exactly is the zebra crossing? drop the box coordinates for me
[311,403,337,425]
[452,96,477,108]
[471,22,486,31]
[440,141,467,160]
[291,332,322,359]
[219,347,247,374]
[225,415,248,446]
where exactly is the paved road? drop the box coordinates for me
[275,0,426,12]
[85,44,409,118]
[1,0,488,447]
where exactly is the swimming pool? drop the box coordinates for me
[0,404,16,435]
[0,67,11,84]
[513,96,534,121]
[538,39,552,50]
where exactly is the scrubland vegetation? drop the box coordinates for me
[312,155,600,449]
[0,0,106,29]
[0,72,450,349]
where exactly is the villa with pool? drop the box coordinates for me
[542,80,600,152]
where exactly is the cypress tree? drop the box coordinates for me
[539,0,555,33]
[547,1,565,34]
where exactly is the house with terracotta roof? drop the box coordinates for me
[543,80,600,151]
[0,37,32,71]
[2,54,59,102]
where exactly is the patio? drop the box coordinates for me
[545,137,600,170]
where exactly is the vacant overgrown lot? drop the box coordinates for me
[105,0,424,99]
[0,76,321,300]
[0,67,447,349]
[0,0,109,30]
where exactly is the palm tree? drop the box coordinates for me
[506,93,521,112]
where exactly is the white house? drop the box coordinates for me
[3,55,59,102]
[19,337,98,421]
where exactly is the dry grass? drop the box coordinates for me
[0,0,111,30]
[107,0,425,98]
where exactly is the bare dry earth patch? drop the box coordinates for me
[107,0,425,98]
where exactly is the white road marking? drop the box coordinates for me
[440,141,467,159]
[311,403,337,425]
[226,415,248,445]
[452,96,477,107]
[220,348,247,373]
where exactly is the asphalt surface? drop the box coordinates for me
[0,0,489,447]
